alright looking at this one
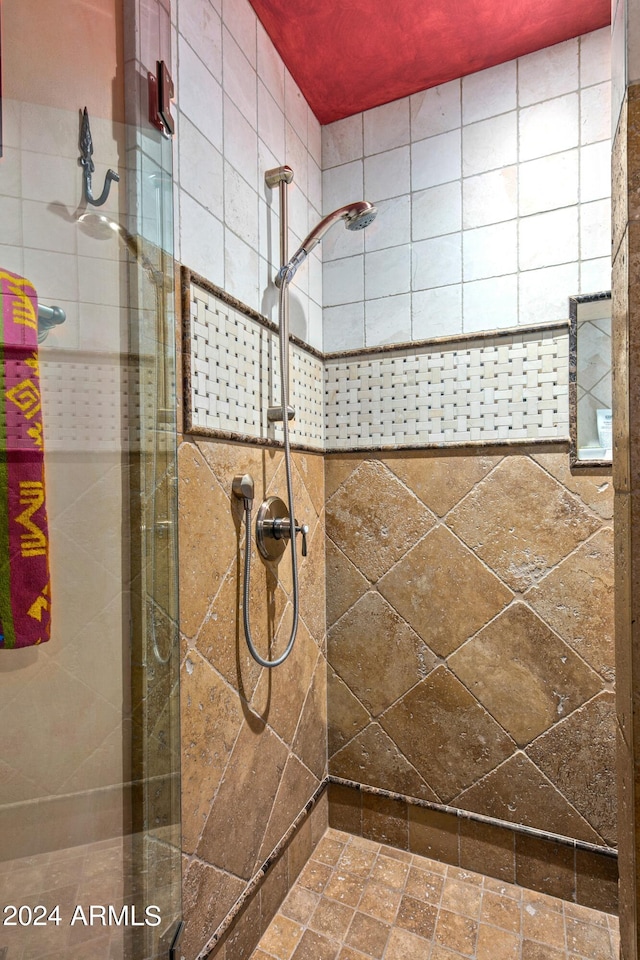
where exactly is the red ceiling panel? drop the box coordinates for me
[249,0,610,124]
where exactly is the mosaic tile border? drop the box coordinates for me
[325,328,570,450]
[182,269,325,452]
[40,350,137,453]
[182,268,571,453]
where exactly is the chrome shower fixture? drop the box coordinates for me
[276,201,378,286]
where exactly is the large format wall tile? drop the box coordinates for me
[447,456,602,591]
[525,528,615,682]
[326,449,615,849]
[448,603,603,746]
[331,723,438,801]
[178,442,239,637]
[328,592,435,717]
[378,525,512,657]
[383,453,503,517]
[527,692,617,845]
[454,753,601,844]
[380,667,515,802]
[327,460,435,581]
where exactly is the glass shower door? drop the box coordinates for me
[0,2,181,958]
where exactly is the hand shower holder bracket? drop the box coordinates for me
[267,404,295,422]
[256,496,308,561]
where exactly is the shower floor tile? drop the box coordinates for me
[249,829,619,960]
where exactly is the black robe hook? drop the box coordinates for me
[79,107,119,207]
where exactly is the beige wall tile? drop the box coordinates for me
[325,539,369,626]
[526,528,615,681]
[515,835,575,902]
[459,819,515,884]
[182,435,615,951]
[384,451,502,517]
[455,753,601,844]
[378,525,512,658]
[328,668,371,756]
[448,603,602,747]
[330,723,438,802]
[408,807,459,866]
[380,667,515,802]
[179,436,326,957]
[326,459,435,581]
[447,456,601,591]
[362,795,409,850]
[328,592,436,718]
[527,692,617,845]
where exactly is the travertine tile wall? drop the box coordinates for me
[175,3,618,952]
[173,0,323,349]
[321,28,611,351]
[326,449,616,896]
[178,438,327,959]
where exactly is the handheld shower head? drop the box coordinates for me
[276,201,377,286]
[344,204,378,232]
[302,201,378,254]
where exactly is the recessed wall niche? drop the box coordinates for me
[570,292,612,467]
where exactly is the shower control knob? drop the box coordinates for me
[295,522,309,557]
[255,497,310,561]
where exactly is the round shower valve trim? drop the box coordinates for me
[256,497,308,561]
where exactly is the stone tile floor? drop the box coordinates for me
[249,829,620,960]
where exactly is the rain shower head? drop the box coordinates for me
[276,201,377,286]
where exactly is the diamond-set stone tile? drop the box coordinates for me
[527,692,617,845]
[447,456,602,591]
[328,592,436,718]
[326,449,614,853]
[326,460,435,582]
[454,753,602,844]
[383,453,502,517]
[525,528,615,682]
[380,667,515,803]
[448,603,603,747]
[378,525,512,658]
[330,723,439,802]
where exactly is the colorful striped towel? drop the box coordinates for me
[0,271,51,648]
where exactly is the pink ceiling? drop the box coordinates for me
[248,0,610,125]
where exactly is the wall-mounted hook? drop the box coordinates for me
[149,61,175,138]
[37,303,66,343]
[79,107,119,207]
